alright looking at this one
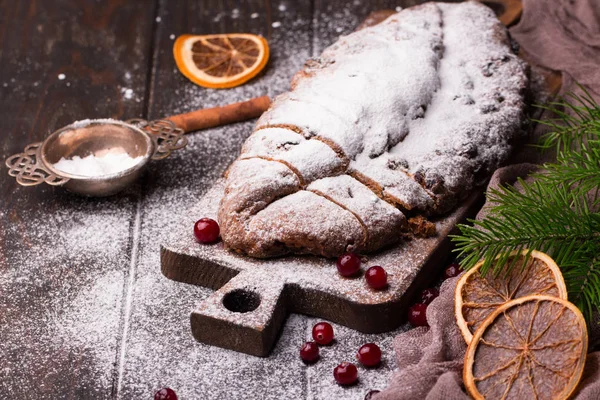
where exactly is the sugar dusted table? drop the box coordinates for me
[0,1,467,398]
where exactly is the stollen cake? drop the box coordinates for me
[218,1,528,258]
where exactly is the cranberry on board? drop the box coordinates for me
[408,303,429,327]
[365,266,388,290]
[444,262,463,279]
[336,253,361,277]
[334,362,359,386]
[420,287,439,305]
[312,322,334,345]
[154,387,178,400]
[194,218,220,243]
[300,341,320,363]
[357,343,382,367]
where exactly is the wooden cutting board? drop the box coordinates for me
[161,180,482,356]
[160,0,560,357]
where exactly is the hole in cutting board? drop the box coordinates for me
[222,289,261,313]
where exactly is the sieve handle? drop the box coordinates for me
[5,142,69,187]
[127,118,188,160]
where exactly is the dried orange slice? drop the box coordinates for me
[464,295,587,400]
[455,250,567,344]
[173,34,269,89]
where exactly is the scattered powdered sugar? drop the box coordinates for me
[1,2,537,399]
[304,321,399,399]
[272,21,282,28]
[313,5,365,53]
[1,193,136,398]
[120,86,141,102]
[58,73,66,80]
[251,12,259,19]
[150,174,480,397]
[52,152,144,177]
[121,87,134,99]
[117,130,410,399]
[51,270,125,388]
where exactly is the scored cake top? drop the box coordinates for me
[218,1,529,258]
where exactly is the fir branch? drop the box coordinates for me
[562,254,600,320]
[536,85,600,152]
[540,140,600,204]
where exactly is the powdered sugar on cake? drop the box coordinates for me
[240,127,346,185]
[219,1,528,258]
[307,175,406,252]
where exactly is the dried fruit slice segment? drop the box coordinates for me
[464,295,587,400]
[455,250,567,344]
[173,33,269,89]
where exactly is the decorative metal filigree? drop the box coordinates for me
[5,142,69,187]
[127,118,188,160]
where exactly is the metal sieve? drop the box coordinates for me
[5,96,270,197]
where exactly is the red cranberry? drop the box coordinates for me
[334,362,358,386]
[337,253,361,277]
[154,388,178,400]
[444,263,463,279]
[408,303,429,327]
[357,343,382,367]
[300,341,320,363]
[365,390,381,400]
[420,287,439,305]
[194,218,220,243]
[312,322,334,345]
[365,266,388,290]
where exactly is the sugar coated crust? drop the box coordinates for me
[218,1,528,258]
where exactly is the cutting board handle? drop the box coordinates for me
[190,271,287,357]
[480,0,523,26]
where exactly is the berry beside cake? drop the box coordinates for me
[218,1,528,258]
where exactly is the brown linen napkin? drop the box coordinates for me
[510,0,600,100]
[373,276,468,400]
[374,0,600,398]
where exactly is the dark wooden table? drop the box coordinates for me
[0,1,457,398]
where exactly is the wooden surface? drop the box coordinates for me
[0,0,525,399]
